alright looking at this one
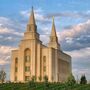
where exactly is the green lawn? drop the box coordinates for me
[0,82,90,90]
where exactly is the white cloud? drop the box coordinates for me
[58,20,90,41]
[0,46,14,65]
[20,8,50,22]
[65,47,90,81]
[45,10,90,19]
[0,17,23,36]
[0,59,9,65]
[66,47,90,59]
[0,25,23,36]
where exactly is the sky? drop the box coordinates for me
[0,0,90,82]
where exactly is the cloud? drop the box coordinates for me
[0,17,23,36]
[65,47,90,81]
[67,47,90,59]
[0,46,14,65]
[0,27,23,36]
[20,8,51,24]
[0,59,9,65]
[20,8,44,20]
[0,17,23,46]
[45,10,90,19]
[57,19,90,51]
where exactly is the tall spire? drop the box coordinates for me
[48,17,60,50]
[29,6,36,25]
[51,17,57,37]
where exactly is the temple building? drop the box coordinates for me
[10,8,72,82]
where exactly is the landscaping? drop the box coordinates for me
[0,82,90,90]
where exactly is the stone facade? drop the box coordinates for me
[10,8,71,83]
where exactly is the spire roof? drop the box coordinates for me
[51,17,57,37]
[29,7,36,25]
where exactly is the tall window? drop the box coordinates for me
[15,76,17,81]
[43,56,46,63]
[25,66,30,72]
[25,76,29,81]
[15,58,18,81]
[25,56,30,62]
[24,48,31,81]
[24,48,30,62]
[43,56,46,73]
[43,66,46,72]
[15,58,18,64]
[15,67,18,72]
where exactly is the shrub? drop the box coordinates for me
[67,73,76,86]
[80,75,87,84]
[0,69,6,83]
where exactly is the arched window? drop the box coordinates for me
[24,48,31,81]
[24,48,30,62]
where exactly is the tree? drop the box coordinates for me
[0,69,6,83]
[67,73,76,85]
[80,75,87,84]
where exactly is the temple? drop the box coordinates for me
[10,7,72,82]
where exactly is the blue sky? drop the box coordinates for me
[0,0,90,82]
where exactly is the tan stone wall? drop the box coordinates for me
[11,40,71,83]
[10,50,18,82]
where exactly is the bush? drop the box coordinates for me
[67,73,76,86]
[0,69,6,83]
[80,75,87,84]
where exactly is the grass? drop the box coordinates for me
[0,82,90,90]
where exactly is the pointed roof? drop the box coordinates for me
[51,17,57,37]
[29,7,36,25]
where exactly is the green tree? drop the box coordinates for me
[67,73,76,86]
[0,69,6,83]
[80,75,87,84]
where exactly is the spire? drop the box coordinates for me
[29,6,36,25]
[51,17,57,37]
[48,17,60,50]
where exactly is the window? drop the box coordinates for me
[15,67,18,72]
[15,76,17,81]
[25,76,29,81]
[25,66,30,72]
[43,56,46,63]
[43,56,46,73]
[43,66,46,72]
[15,58,18,64]
[24,48,30,63]
[25,56,30,62]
